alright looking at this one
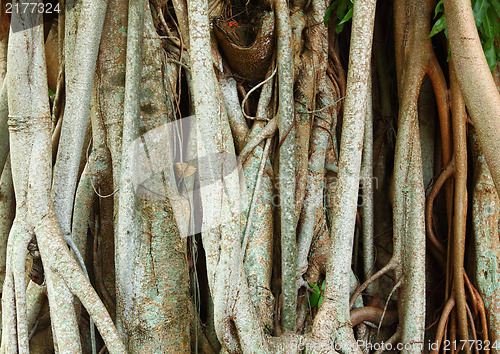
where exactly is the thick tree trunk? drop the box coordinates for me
[443,0,500,195]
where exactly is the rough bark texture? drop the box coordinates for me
[311,0,376,352]
[1,0,500,352]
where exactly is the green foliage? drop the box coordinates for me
[308,280,326,308]
[324,0,354,33]
[428,0,500,72]
[48,88,56,101]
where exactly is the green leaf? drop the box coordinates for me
[48,88,56,100]
[427,13,447,39]
[308,281,326,308]
[318,295,324,308]
[483,37,498,72]
[336,0,349,20]
[309,288,320,307]
[338,7,353,26]
[493,0,500,17]
[434,0,444,18]
[309,293,320,308]
[325,0,353,32]
[473,0,490,28]
[336,22,346,34]
[324,4,335,27]
[482,7,500,38]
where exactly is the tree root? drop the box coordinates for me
[425,160,454,258]
[350,306,397,327]
[350,259,397,309]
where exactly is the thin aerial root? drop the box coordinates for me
[472,285,489,343]
[28,313,50,339]
[426,55,451,166]
[373,328,401,354]
[350,306,397,327]
[51,114,63,162]
[430,295,455,354]
[378,278,402,335]
[465,303,479,354]
[463,270,478,315]
[350,258,397,309]
[327,45,346,99]
[450,61,470,354]
[238,117,278,163]
[153,2,180,48]
[241,138,272,255]
[236,83,250,118]
[462,269,489,342]
[450,309,457,354]
[51,65,65,125]
[425,160,454,256]
[240,66,277,121]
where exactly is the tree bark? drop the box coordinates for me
[443,0,500,195]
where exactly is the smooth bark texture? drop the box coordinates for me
[443,0,500,195]
[115,0,145,342]
[450,60,470,351]
[53,0,108,238]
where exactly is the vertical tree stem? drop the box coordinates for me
[361,73,374,286]
[450,59,470,351]
[275,0,296,332]
[312,0,376,351]
[0,80,8,173]
[116,0,145,343]
[52,0,108,238]
[5,2,81,350]
[443,0,500,195]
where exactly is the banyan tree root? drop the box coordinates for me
[352,0,460,350]
[2,2,125,352]
[309,0,376,352]
[187,0,271,350]
[470,129,500,349]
